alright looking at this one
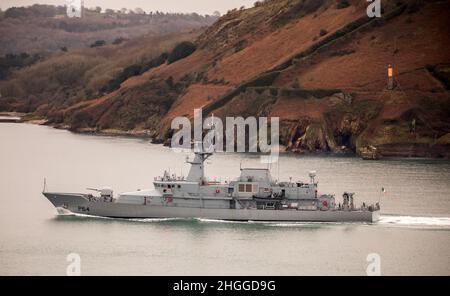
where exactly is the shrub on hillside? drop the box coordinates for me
[337,0,350,9]
[0,53,41,80]
[4,4,64,18]
[70,110,93,130]
[101,52,168,93]
[101,65,141,92]
[271,0,324,27]
[167,41,196,64]
[4,7,28,18]
[244,71,281,88]
[112,37,126,45]
[12,54,99,96]
[319,29,328,36]
[90,40,106,48]
[139,52,168,74]
[165,76,174,88]
[280,88,341,98]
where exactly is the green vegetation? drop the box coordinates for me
[319,29,328,36]
[79,79,179,131]
[243,71,281,88]
[167,41,197,64]
[90,40,106,48]
[336,0,350,9]
[165,76,174,88]
[271,0,324,27]
[101,52,169,93]
[234,40,247,53]
[0,5,216,55]
[203,71,280,115]
[70,110,94,130]
[280,88,341,98]
[3,4,65,18]
[0,31,197,114]
[0,53,41,80]
[141,52,168,73]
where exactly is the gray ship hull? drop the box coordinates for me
[44,192,380,223]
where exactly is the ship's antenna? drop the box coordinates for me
[42,177,47,193]
[205,113,215,154]
[277,159,280,183]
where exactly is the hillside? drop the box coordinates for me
[1,0,449,157]
[0,4,215,55]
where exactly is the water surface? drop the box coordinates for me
[0,123,449,275]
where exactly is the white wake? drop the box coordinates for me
[378,215,450,227]
[59,212,450,228]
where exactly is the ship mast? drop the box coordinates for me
[186,114,217,184]
[186,141,213,183]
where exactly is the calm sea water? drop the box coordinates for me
[0,123,449,275]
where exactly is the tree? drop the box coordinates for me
[167,41,197,64]
[4,7,28,18]
[29,4,58,17]
[134,8,145,14]
[112,37,126,45]
[90,40,106,48]
[213,11,221,17]
[337,0,350,9]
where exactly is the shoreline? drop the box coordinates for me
[3,114,449,160]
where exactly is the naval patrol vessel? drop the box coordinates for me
[43,146,380,222]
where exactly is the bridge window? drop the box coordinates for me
[238,183,257,193]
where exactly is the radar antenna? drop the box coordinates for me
[309,171,317,184]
